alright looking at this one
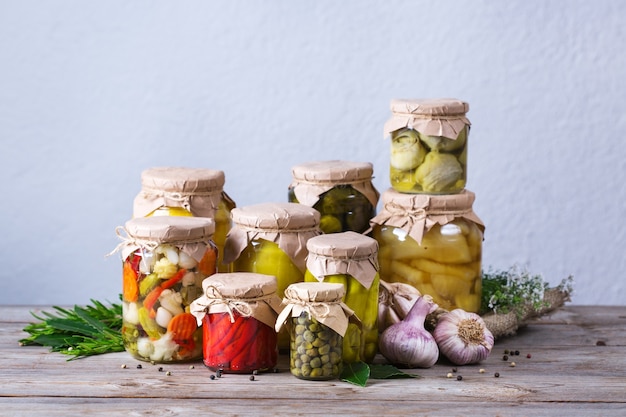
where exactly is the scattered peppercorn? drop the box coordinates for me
[150,361,156,365]
[494,372,500,378]
[121,364,127,369]
[253,370,258,375]
[479,368,486,374]
[503,355,509,361]
[510,362,516,367]
[189,365,195,370]
[166,371,172,376]
[526,353,532,359]
[210,375,216,380]
[446,373,453,378]
[158,367,164,372]
[249,375,255,381]
[515,350,520,356]
[503,349,509,354]
[136,364,142,369]
[452,367,457,373]
[596,340,607,346]
[456,375,463,381]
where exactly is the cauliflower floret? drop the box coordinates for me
[150,332,179,362]
[153,257,178,279]
[123,302,140,325]
[158,289,184,316]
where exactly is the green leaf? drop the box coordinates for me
[368,364,421,379]
[44,318,100,337]
[340,361,371,387]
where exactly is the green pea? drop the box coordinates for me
[309,357,322,369]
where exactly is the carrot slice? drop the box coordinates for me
[122,260,139,302]
[167,312,197,340]
[198,248,217,276]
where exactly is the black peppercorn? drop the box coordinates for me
[494,372,500,378]
[136,364,142,369]
[210,375,216,380]
[503,355,509,361]
[249,375,255,381]
[456,375,463,381]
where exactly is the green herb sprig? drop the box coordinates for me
[19,298,124,360]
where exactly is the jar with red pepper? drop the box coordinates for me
[190,272,284,374]
[113,216,218,363]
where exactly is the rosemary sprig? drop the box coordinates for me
[19,298,124,360]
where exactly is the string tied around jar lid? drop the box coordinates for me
[200,285,277,324]
[140,187,222,212]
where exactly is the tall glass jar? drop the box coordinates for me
[223,202,321,349]
[190,272,283,374]
[133,166,236,272]
[383,99,471,194]
[114,216,218,363]
[276,282,355,381]
[304,231,380,363]
[369,188,484,312]
[288,160,380,234]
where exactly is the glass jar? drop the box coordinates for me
[369,188,484,312]
[132,166,236,272]
[114,216,218,363]
[383,99,471,194]
[288,160,380,234]
[304,231,379,363]
[223,202,321,350]
[276,282,354,381]
[190,272,283,374]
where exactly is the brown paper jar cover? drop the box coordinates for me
[116,216,215,263]
[289,160,380,208]
[133,167,236,218]
[223,202,321,272]
[383,98,471,140]
[306,231,379,290]
[368,188,484,244]
[189,272,283,329]
[275,282,355,338]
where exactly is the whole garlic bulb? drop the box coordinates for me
[433,309,494,365]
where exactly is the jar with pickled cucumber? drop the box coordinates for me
[276,282,355,380]
[190,272,283,373]
[369,189,484,312]
[113,216,218,363]
[383,99,471,194]
[288,160,380,234]
[133,166,236,272]
[304,231,379,363]
[223,202,321,349]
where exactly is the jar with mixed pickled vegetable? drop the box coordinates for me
[113,216,218,363]
[276,282,355,380]
[288,160,380,234]
[369,189,484,312]
[133,166,236,272]
[383,99,471,194]
[304,231,380,363]
[223,202,321,349]
[190,272,283,373]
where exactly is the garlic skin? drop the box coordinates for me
[378,280,422,332]
[379,294,440,368]
[433,309,494,365]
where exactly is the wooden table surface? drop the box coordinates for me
[2,305,625,416]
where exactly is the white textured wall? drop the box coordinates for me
[1,1,624,305]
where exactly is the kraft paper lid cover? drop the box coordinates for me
[223,202,321,272]
[368,188,484,244]
[133,166,236,218]
[383,98,471,140]
[189,272,284,328]
[275,282,356,337]
[306,231,379,290]
[289,160,380,208]
[113,216,215,262]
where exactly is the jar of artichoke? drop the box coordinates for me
[223,202,321,349]
[113,216,218,363]
[132,166,236,272]
[276,282,355,380]
[190,272,283,374]
[288,160,380,234]
[369,188,484,312]
[304,231,380,363]
[384,99,471,194]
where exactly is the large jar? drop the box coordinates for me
[369,189,484,312]
[288,160,380,234]
[383,99,471,194]
[275,282,355,381]
[223,202,321,349]
[132,166,236,272]
[304,231,380,363]
[190,273,283,374]
[114,216,218,363]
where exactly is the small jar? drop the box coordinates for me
[383,99,471,194]
[288,160,380,234]
[369,188,484,312]
[132,166,237,272]
[113,216,218,363]
[304,231,380,364]
[275,282,354,381]
[224,202,321,349]
[190,273,283,374]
